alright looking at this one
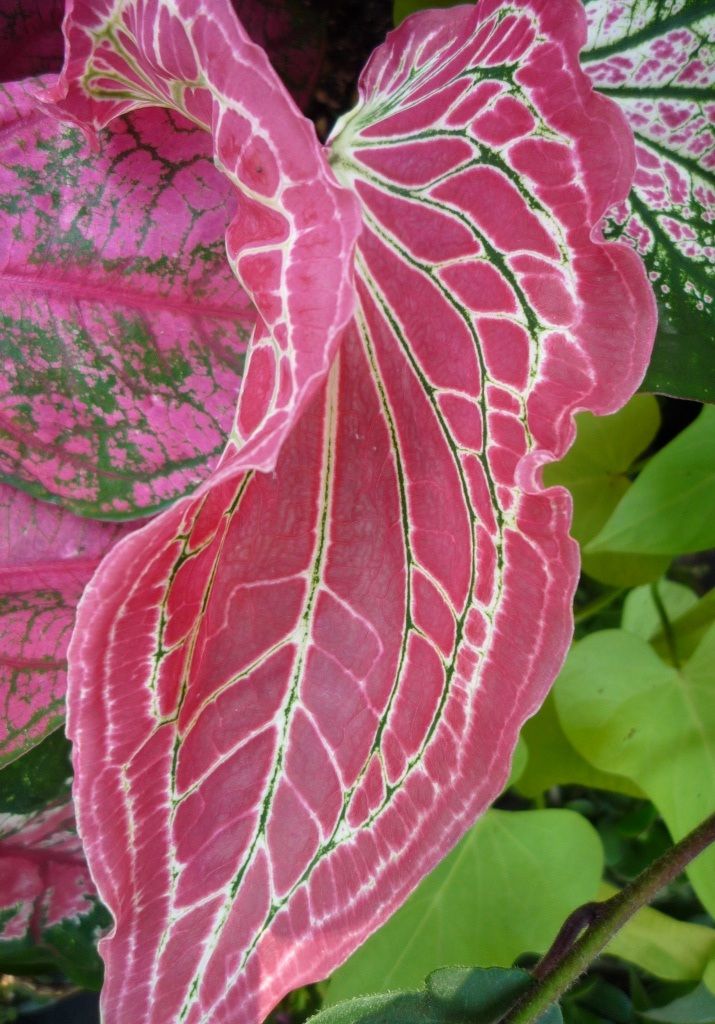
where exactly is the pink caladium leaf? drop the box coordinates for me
[0,482,131,768]
[0,0,65,82]
[582,0,715,401]
[41,0,361,483]
[62,2,656,1022]
[0,796,109,985]
[0,80,255,519]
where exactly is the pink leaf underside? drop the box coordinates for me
[0,80,254,519]
[0,483,130,767]
[583,1,715,316]
[0,0,65,82]
[0,800,97,942]
[41,0,361,485]
[66,3,656,1023]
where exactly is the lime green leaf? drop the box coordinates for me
[599,883,715,982]
[312,968,562,1024]
[652,589,715,664]
[705,958,715,995]
[555,627,715,916]
[587,408,715,555]
[327,810,603,1005]
[543,396,668,585]
[516,694,643,799]
[622,581,698,641]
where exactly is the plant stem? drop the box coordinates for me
[501,811,715,1024]
[651,582,681,668]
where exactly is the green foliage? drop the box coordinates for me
[650,589,715,665]
[587,408,715,556]
[544,396,668,586]
[555,624,715,917]
[0,730,71,814]
[622,583,699,643]
[313,967,562,1024]
[599,884,715,984]
[641,984,715,1024]
[327,811,603,1004]
[393,0,459,25]
[516,695,642,800]
[0,733,107,992]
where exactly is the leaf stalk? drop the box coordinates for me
[500,811,715,1024]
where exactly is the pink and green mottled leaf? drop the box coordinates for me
[583,0,715,402]
[64,2,655,1023]
[0,795,109,988]
[41,0,361,484]
[1,80,255,518]
[0,0,65,82]
[0,482,130,768]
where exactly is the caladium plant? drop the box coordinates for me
[5,0,711,1020]
[0,482,132,767]
[581,0,715,402]
[0,796,107,988]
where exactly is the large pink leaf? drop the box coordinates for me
[65,2,656,1023]
[0,483,130,767]
[0,0,65,82]
[41,0,361,482]
[0,80,254,518]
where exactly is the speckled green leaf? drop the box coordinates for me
[582,0,715,402]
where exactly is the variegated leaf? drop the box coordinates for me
[0,482,130,767]
[583,0,715,402]
[41,0,361,484]
[1,80,253,518]
[64,2,655,1023]
[0,797,108,987]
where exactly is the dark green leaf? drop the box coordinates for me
[0,729,71,815]
[312,968,563,1024]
